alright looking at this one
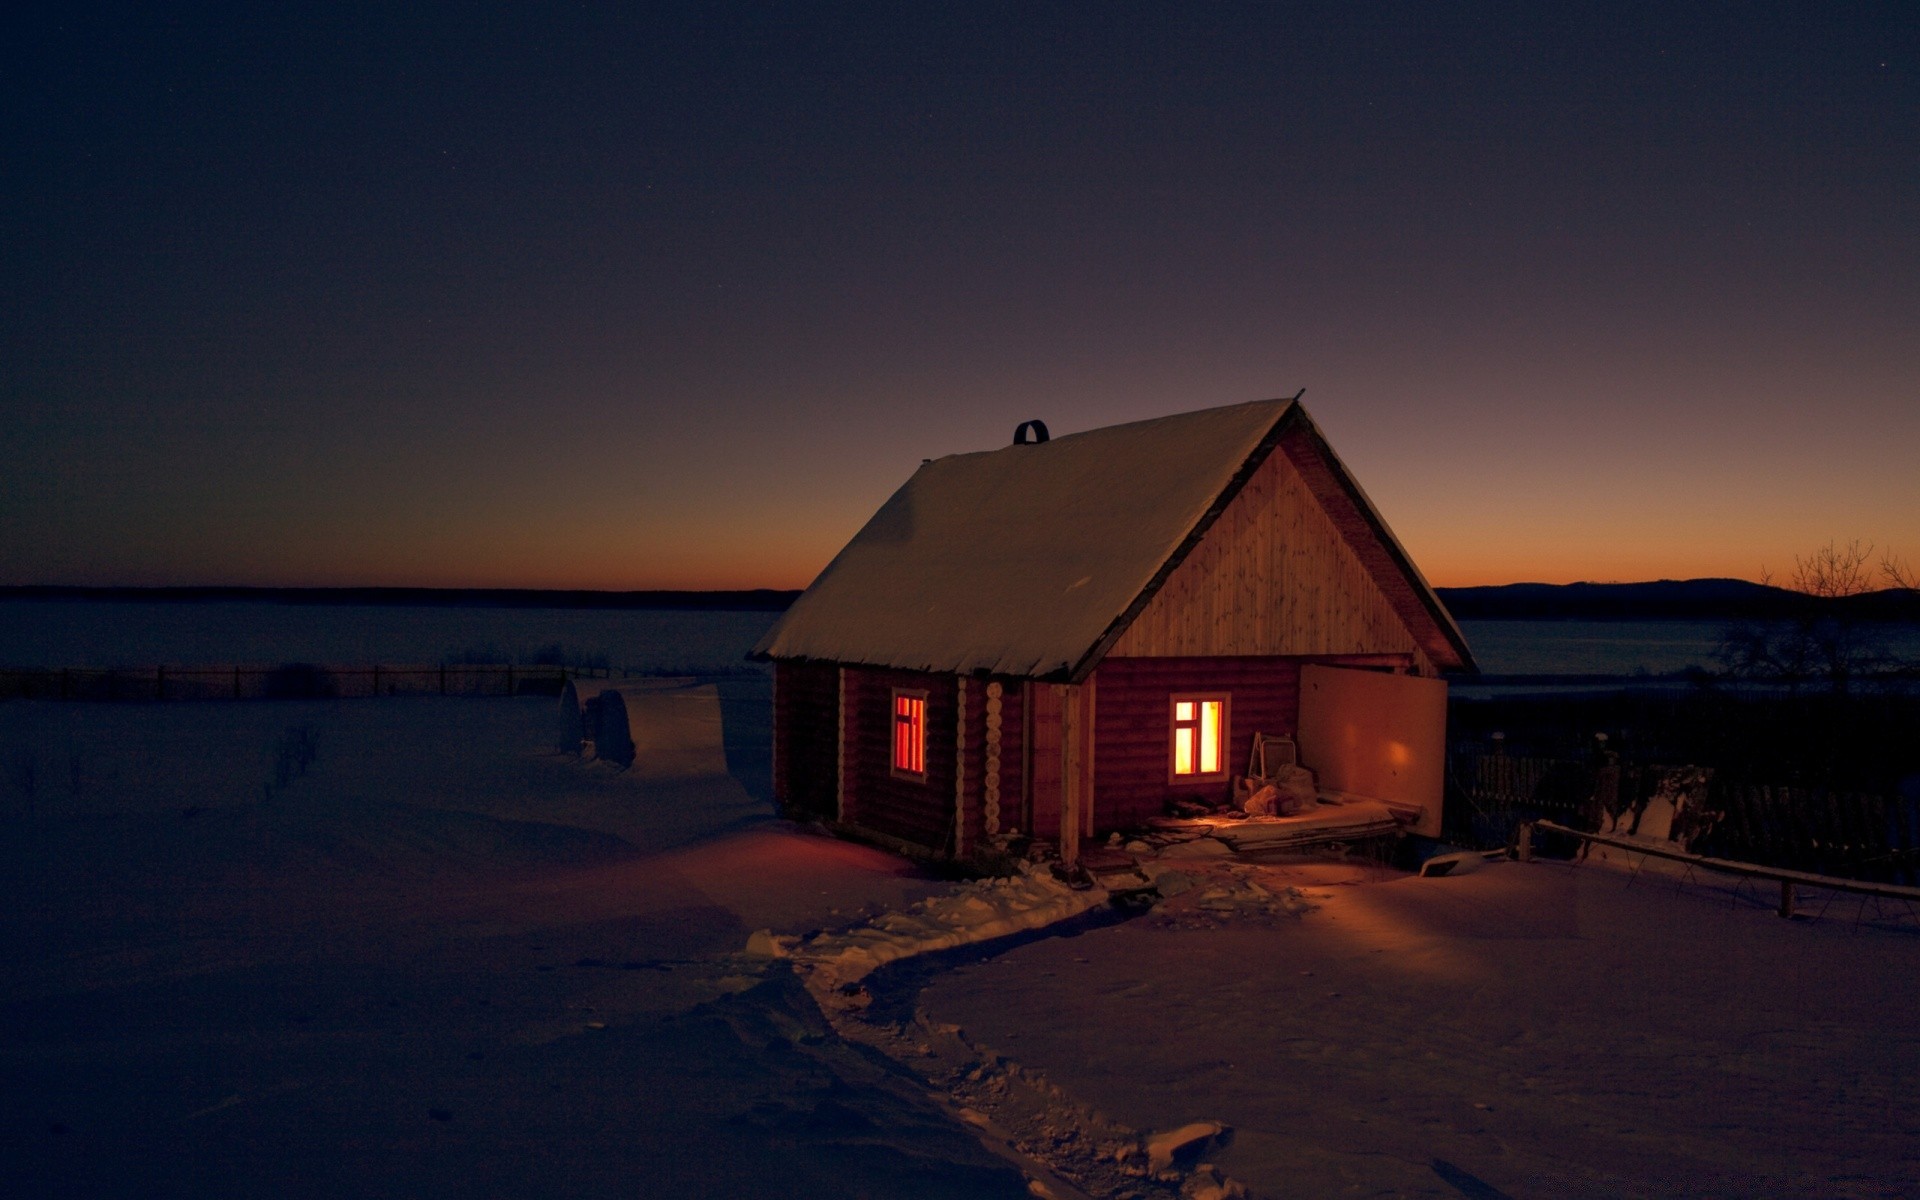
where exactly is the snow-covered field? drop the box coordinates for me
[921,859,1920,1197]
[0,599,778,672]
[0,695,1026,1198]
[5,680,1918,1197]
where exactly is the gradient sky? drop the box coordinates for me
[5,3,1915,590]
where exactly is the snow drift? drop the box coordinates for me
[592,680,731,778]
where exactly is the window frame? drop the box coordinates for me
[1168,692,1231,784]
[890,688,929,781]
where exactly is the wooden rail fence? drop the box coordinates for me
[1448,749,1920,887]
[1525,819,1920,922]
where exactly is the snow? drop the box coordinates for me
[786,864,1112,1002]
[587,680,731,777]
[753,399,1295,677]
[0,695,1031,1198]
[10,624,1920,1197]
[918,856,1920,1198]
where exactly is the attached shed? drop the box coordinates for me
[752,397,1475,865]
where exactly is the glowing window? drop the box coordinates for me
[892,690,926,777]
[1170,694,1228,780]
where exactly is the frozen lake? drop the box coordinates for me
[1458,618,1728,676]
[0,600,779,674]
[3,599,1916,681]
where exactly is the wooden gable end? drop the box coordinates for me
[1107,432,1437,674]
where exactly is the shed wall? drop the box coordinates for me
[773,661,840,820]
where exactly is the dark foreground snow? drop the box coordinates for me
[6,694,1918,1198]
[921,857,1920,1198]
[0,697,1024,1198]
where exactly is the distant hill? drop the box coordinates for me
[11,580,1917,622]
[1437,579,1920,621]
[0,585,804,611]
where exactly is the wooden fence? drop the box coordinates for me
[1448,749,1920,887]
[0,663,626,702]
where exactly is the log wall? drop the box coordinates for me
[773,660,840,819]
[1110,434,1434,675]
[843,666,959,853]
[1091,656,1305,830]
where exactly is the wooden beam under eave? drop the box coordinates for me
[1059,682,1084,868]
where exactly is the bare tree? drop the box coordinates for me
[1718,540,1909,694]
[1886,555,1918,594]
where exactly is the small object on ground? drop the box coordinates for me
[1184,1163,1248,1200]
[1152,870,1196,898]
[1418,851,1485,878]
[1146,1120,1228,1172]
[743,928,790,958]
[1274,764,1319,814]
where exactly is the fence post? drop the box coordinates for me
[439,665,446,696]
[1779,879,1795,919]
[1516,821,1533,862]
[156,665,165,701]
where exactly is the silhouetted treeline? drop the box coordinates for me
[1437,579,1920,621]
[1451,688,1920,795]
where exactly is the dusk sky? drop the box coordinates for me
[5,3,1914,591]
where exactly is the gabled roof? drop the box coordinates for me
[753,397,1475,679]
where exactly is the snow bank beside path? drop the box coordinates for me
[767,865,1111,1000]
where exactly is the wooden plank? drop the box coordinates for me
[1060,683,1083,867]
[1533,819,1920,903]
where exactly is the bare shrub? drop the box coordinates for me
[265,725,319,798]
[1719,540,1913,694]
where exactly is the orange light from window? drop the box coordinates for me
[893,693,925,774]
[1172,698,1224,777]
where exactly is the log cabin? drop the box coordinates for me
[752,397,1476,866]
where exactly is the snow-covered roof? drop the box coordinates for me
[753,398,1473,678]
